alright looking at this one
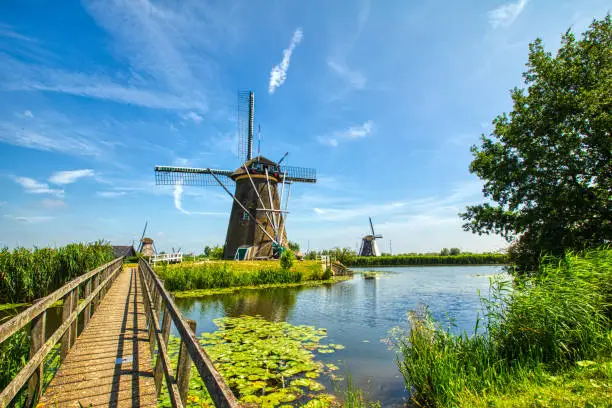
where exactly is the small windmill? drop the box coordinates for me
[358,217,382,257]
[137,221,157,257]
[155,91,317,260]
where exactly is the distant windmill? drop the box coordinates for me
[137,221,156,257]
[155,91,317,260]
[358,217,383,257]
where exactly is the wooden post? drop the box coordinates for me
[60,290,74,360]
[83,278,92,327]
[25,304,46,408]
[154,305,172,395]
[176,319,196,406]
[70,287,78,347]
[148,284,157,357]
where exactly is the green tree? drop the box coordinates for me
[288,241,300,252]
[440,248,450,256]
[280,250,295,270]
[203,245,212,257]
[208,246,224,260]
[461,16,612,272]
[449,248,461,256]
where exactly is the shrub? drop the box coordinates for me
[280,250,295,270]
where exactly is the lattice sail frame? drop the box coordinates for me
[154,165,316,185]
[154,166,234,186]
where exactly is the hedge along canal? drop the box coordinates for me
[170,264,507,406]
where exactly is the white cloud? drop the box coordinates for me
[12,176,64,197]
[49,169,95,185]
[173,182,189,214]
[181,111,203,124]
[5,215,55,223]
[327,59,366,89]
[96,191,127,198]
[269,28,303,94]
[23,110,34,119]
[317,120,374,147]
[0,122,106,158]
[41,199,66,208]
[488,0,529,29]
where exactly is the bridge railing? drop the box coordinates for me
[0,257,124,408]
[138,259,240,408]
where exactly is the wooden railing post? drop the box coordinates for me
[70,287,78,345]
[60,289,74,360]
[154,304,172,396]
[177,319,196,406]
[25,303,46,408]
[83,278,92,327]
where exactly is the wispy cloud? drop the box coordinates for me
[173,183,189,214]
[49,169,95,185]
[488,0,529,29]
[96,191,127,198]
[4,215,55,223]
[181,111,203,124]
[12,176,64,197]
[23,110,34,119]
[317,120,374,147]
[269,28,303,94]
[0,121,108,158]
[41,199,66,208]
[327,59,366,90]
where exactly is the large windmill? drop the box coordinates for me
[358,217,383,257]
[155,91,316,260]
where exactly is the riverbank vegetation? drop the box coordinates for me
[349,253,506,267]
[156,259,329,293]
[394,247,611,407]
[0,241,115,304]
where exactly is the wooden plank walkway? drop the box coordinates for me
[38,267,157,408]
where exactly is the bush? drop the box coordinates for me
[322,267,332,280]
[280,250,295,270]
[208,246,224,260]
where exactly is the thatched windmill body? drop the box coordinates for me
[155,91,316,259]
[359,217,382,257]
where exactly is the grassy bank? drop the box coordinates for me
[156,260,330,292]
[393,247,611,407]
[348,253,507,267]
[0,241,115,304]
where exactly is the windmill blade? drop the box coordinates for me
[138,221,147,252]
[369,217,376,236]
[279,165,316,183]
[155,166,235,186]
[237,91,254,162]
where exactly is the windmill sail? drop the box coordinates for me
[154,166,234,186]
[279,165,317,183]
[237,91,254,163]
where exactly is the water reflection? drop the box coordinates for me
[162,266,506,407]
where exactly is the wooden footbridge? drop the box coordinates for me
[0,259,240,408]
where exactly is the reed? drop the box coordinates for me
[0,241,114,303]
[394,247,611,407]
[156,260,327,292]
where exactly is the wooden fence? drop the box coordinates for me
[138,259,240,408]
[0,257,124,408]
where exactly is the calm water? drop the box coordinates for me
[173,265,506,406]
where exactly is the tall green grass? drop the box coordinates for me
[394,247,611,407]
[0,241,114,303]
[348,253,507,267]
[157,263,312,292]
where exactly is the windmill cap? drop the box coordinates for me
[231,155,280,180]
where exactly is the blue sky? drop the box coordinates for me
[0,0,609,254]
